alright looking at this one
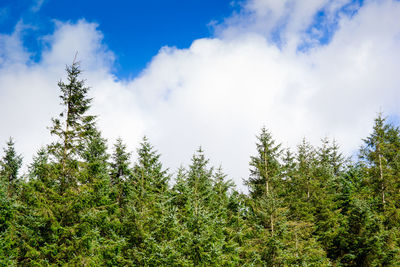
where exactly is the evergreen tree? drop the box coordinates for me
[133,136,168,194]
[110,138,132,186]
[245,127,282,198]
[171,148,236,265]
[296,138,316,202]
[0,177,17,265]
[80,129,109,184]
[318,137,345,175]
[0,137,23,197]
[245,128,282,236]
[29,148,51,184]
[15,60,113,265]
[359,113,400,210]
[121,137,173,265]
[48,60,96,191]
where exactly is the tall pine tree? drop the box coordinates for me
[48,60,96,191]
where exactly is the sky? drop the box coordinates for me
[0,0,236,78]
[1,0,400,191]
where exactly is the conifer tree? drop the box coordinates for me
[109,138,132,211]
[245,128,283,237]
[133,136,168,194]
[48,60,96,191]
[318,137,345,175]
[29,148,51,184]
[79,129,127,265]
[0,137,23,197]
[296,138,316,202]
[359,114,400,209]
[171,148,234,265]
[246,127,282,198]
[0,177,17,265]
[80,129,109,183]
[121,137,173,265]
[15,60,109,265]
[110,138,132,186]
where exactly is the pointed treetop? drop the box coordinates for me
[246,127,282,198]
[110,138,132,184]
[133,136,169,193]
[0,137,23,184]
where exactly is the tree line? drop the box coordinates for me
[1,62,400,266]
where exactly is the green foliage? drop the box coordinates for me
[0,178,17,265]
[360,113,400,211]
[110,137,132,185]
[1,137,23,197]
[48,60,96,191]
[246,127,282,198]
[170,148,241,265]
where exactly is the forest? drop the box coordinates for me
[1,62,400,266]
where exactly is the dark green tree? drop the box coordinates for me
[0,137,23,197]
[48,60,96,191]
[121,137,174,265]
[359,114,400,210]
[132,136,168,194]
[15,61,113,265]
[110,138,132,186]
[171,148,238,265]
[0,177,17,265]
[245,127,282,198]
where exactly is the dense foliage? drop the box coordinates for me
[1,62,400,266]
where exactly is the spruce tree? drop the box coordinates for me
[16,60,107,265]
[0,137,23,197]
[171,148,234,265]
[48,60,96,191]
[110,138,132,186]
[245,128,282,235]
[121,137,173,265]
[0,177,17,265]
[245,127,282,198]
[359,113,400,210]
[133,136,168,194]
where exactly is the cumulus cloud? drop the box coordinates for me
[1,0,400,190]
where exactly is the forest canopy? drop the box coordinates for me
[1,62,400,266]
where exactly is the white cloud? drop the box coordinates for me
[1,0,400,191]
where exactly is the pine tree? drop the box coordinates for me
[133,136,168,194]
[244,129,281,264]
[245,127,282,199]
[0,137,23,197]
[80,129,109,184]
[171,148,234,265]
[110,138,132,186]
[78,129,126,265]
[296,138,316,202]
[359,114,400,209]
[48,60,96,191]
[121,137,173,265]
[15,60,113,265]
[245,128,282,236]
[0,177,17,265]
[318,137,345,175]
[29,148,50,183]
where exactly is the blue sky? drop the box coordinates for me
[0,0,238,78]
